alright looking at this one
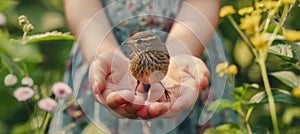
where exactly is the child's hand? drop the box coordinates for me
[137,54,210,119]
[89,52,209,119]
[89,52,145,119]
[89,52,169,119]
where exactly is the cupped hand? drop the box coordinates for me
[89,52,144,119]
[137,54,210,119]
[88,52,169,119]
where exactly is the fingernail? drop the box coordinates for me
[200,77,209,88]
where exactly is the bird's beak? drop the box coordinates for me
[122,42,128,46]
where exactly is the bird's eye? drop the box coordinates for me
[136,39,142,44]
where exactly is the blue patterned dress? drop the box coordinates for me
[49,0,235,133]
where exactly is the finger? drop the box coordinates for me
[105,91,144,119]
[93,81,106,104]
[125,95,145,113]
[90,54,113,96]
[171,78,198,111]
[190,58,210,88]
[199,74,209,88]
[137,102,169,119]
[113,104,138,119]
[106,90,135,109]
[148,102,169,116]
[137,105,149,119]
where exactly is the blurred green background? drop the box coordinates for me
[0,0,73,133]
[0,0,299,133]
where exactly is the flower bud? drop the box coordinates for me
[38,97,57,112]
[4,74,18,86]
[13,87,35,101]
[228,64,238,75]
[23,23,34,32]
[292,87,300,99]
[21,77,34,87]
[18,15,27,26]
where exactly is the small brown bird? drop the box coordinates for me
[124,31,171,101]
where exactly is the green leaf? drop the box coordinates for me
[1,39,43,63]
[270,71,300,88]
[234,83,260,100]
[11,120,32,134]
[0,53,23,75]
[24,31,76,44]
[268,44,298,63]
[248,88,299,105]
[207,99,240,113]
[267,25,283,35]
[204,123,244,134]
[0,0,18,11]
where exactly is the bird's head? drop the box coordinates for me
[123,31,166,53]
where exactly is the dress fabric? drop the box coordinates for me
[48,0,235,134]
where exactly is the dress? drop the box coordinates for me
[49,0,235,133]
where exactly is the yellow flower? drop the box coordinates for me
[227,64,238,75]
[255,1,281,11]
[216,62,239,77]
[282,0,294,4]
[264,1,281,10]
[284,29,300,41]
[216,61,229,77]
[250,32,268,50]
[238,6,254,15]
[240,14,261,34]
[220,5,236,17]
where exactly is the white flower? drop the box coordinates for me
[13,87,34,101]
[38,97,57,112]
[21,77,34,86]
[51,82,72,99]
[4,74,18,86]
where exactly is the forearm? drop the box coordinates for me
[64,0,120,63]
[166,0,220,57]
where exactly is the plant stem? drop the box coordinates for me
[258,57,279,134]
[227,15,258,58]
[21,62,29,76]
[266,4,291,47]
[40,112,52,134]
[22,31,27,41]
[24,102,31,117]
[245,107,254,134]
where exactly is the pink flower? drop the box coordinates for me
[4,74,18,86]
[51,82,72,99]
[38,97,57,112]
[13,87,34,101]
[21,77,34,87]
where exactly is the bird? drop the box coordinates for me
[123,31,171,101]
